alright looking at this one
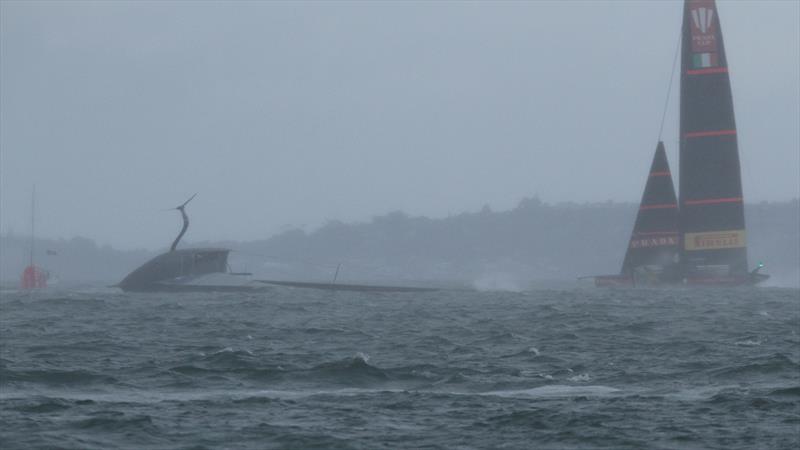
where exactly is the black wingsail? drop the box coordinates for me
[679,0,749,283]
[620,142,680,284]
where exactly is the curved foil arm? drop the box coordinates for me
[170,194,196,252]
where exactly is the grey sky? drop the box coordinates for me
[1,0,798,250]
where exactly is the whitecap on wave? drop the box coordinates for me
[567,373,591,382]
[482,384,620,398]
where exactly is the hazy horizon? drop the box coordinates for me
[2,1,799,250]
[2,197,799,253]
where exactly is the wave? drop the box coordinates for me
[307,353,388,384]
[71,412,157,433]
[5,396,75,414]
[501,347,566,362]
[734,336,763,346]
[411,334,455,347]
[165,350,461,386]
[1,368,118,386]
[383,363,444,381]
[769,386,800,397]
[567,373,591,382]
[709,353,799,378]
[166,348,288,382]
[204,347,255,366]
[469,331,534,346]
[4,385,622,405]
[431,372,475,385]
[479,409,552,428]
[706,390,796,412]
[482,385,621,399]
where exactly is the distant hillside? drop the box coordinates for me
[2,199,798,287]
[228,198,799,286]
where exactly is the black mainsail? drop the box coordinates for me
[621,142,680,284]
[679,0,750,283]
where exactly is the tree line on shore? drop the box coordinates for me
[2,198,797,286]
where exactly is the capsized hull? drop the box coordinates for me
[120,272,271,293]
[256,279,438,293]
[124,283,270,293]
[117,248,271,293]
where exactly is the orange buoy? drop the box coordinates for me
[21,265,47,289]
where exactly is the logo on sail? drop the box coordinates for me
[684,230,746,251]
[691,7,713,34]
[629,235,679,249]
[689,0,718,54]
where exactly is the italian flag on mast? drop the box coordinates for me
[692,52,718,68]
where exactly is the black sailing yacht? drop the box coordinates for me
[117,195,265,292]
[594,0,768,286]
[118,196,438,293]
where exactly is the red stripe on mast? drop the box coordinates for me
[633,231,679,236]
[686,67,729,75]
[684,197,743,206]
[684,129,737,138]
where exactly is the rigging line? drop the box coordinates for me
[658,29,682,142]
[332,263,342,285]
[30,185,35,266]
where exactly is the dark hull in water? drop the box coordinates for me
[256,279,438,293]
[125,283,271,293]
[592,275,634,287]
[118,197,437,294]
[117,248,271,293]
[121,271,271,293]
[118,247,436,294]
[590,273,768,287]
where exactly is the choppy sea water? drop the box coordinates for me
[1,287,798,449]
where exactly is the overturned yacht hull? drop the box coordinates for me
[118,248,268,293]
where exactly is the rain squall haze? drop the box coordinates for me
[1,1,798,250]
[1,2,799,450]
